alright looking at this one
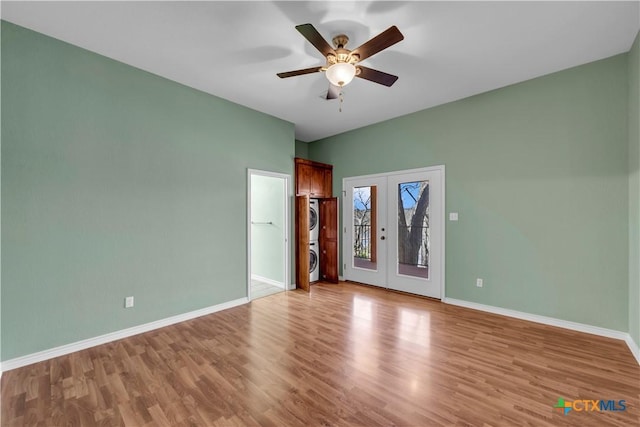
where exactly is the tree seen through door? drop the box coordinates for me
[397,181,429,278]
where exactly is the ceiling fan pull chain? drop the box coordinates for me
[339,89,344,112]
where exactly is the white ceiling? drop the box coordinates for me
[3,1,639,142]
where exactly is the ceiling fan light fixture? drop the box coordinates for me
[325,62,356,87]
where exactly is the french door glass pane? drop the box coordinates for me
[397,181,429,279]
[353,186,376,270]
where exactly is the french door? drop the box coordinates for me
[343,166,444,299]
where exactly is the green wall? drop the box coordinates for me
[309,54,629,331]
[1,21,294,360]
[629,31,640,348]
[250,174,286,284]
[295,139,309,159]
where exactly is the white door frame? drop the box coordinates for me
[342,165,446,299]
[247,169,292,301]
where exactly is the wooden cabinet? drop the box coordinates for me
[295,158,332,198]
[294,158,339,289]
[295,162,313,196]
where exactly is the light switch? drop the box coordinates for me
[125,296,134,308]
[449,212,458,221]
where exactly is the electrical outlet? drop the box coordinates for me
[476,278,483,288]
[125,296,134,308]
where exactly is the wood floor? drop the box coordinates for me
[250,280,283,300]
[2,282,638,426]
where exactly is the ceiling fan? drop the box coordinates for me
[277,23,404,100]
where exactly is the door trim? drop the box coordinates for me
[342,165,446,300]
[247,169,292,301]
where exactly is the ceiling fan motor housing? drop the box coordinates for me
[332,34,349,48]
[326,34,360,68]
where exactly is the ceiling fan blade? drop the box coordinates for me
[356,66,399,87]
[326,84,340,100]
[296,24,335,58]
[277,66,323,78]
[351,26,404,62]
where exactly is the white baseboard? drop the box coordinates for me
[1,297,249,372]
[625,334,640,365]
[251,274,285,289]
[444,297,638,365]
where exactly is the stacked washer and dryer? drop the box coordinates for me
[309,199,320,282]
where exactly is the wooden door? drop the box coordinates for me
[320,240,338,282]
[295,194,310,291]
[319,197,339,283]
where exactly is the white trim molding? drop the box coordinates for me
[1,297,249,372]
[444,298,639,365]
[251,274,285,289]
[625,335,640,365]
[247,169,291,303]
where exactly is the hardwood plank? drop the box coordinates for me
[2,282,638,426]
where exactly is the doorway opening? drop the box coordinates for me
[248,169,291,300]
[342,166,445,299]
